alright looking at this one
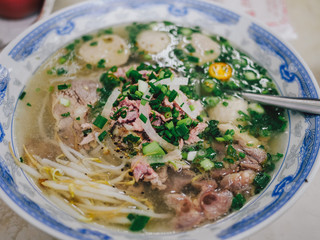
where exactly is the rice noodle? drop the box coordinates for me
[37,157,91,180]
[107,169,131,185]
[19,163,42,179]
[42,181,121,204]
[101,87,121,118]
[87,160,125,173]
[56,158,91,174]
[59,141,81,163]
[77,204,172,219]
[42,180,148,210]
[47,192,91,222]
[108,217,131,225]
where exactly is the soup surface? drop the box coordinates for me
[14,22,287,232]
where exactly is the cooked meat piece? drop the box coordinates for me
[233,144,267,171]
[198,189,233,220]
[131,157,166,190]
[211,168,236,179]
[52,80,100,148]
[165,193,203,230]
[110,97,144,132]
[220,170,256,194]
[240,155,262,171]
[157,165,168,185]
[191,179,217,192]
[240,144,267,164]
[185,122,208,145]
[165,169,195,193]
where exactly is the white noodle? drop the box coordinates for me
[107,170,130,185]
[20,163,42,179]
[48,192,90,222]
[59,141,80,163]
[77,204,172,219]
[39,158,91,180]
[108,217,131,225]
[56,159,91,174]
[65,144,87,159]
[88,160,125,172]
[42,181,121,204]
[43,180,147,209]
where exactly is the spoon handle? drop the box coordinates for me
[239,92,320,115]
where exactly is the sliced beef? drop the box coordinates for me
[185,122,208,145]
[165,193,203,230]
[198,189,233,220]
[233,144,267,171]
[211,168,236,179]
[52,80,100,148]
[131,157,166,190]
[220,170,256,194]
[165,169,195,193]
[111,97,144,131]
[240,144,267,164]
[191,179,217,192]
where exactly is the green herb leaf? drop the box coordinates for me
[231,194,246,210]
[61,112,70,117]
[127,214,150,232]
[93,115,108,129]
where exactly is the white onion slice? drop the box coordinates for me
[187,151,198,161]
[139,102,176,151]
[101,87,121,118]
[152,77,189,87]
[172,87,202,119]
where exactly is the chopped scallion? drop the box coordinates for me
[57,84,71,90]
[142,142,165,156]
[93,115,108,129]
[139,113,147,123]
[19,91,26,100]
[98,131,107,142]
[127,214,150,232]
[61,112,70,117]
[168,89,178,102]
[189,104,195,111]
[200,158,214,171]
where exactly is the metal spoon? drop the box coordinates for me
[236,92,320,115]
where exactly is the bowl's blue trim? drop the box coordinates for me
[8,0,239,62]
[217,24,320,239]
[0,64,9,106]
[0,0,319,240]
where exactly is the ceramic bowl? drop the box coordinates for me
[0,0,319,239]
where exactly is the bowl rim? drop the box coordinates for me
[0,0,320,239]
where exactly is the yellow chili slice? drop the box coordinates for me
[208,62,232,81]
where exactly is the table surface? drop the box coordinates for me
[0,0,320,239]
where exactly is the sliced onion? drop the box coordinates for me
[101,87,121,118]
[172,87,202,119]
[187,151,198,161]
[152,77,189,87]
[139,102,176,151]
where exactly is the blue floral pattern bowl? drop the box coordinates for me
[0,0,319,239]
